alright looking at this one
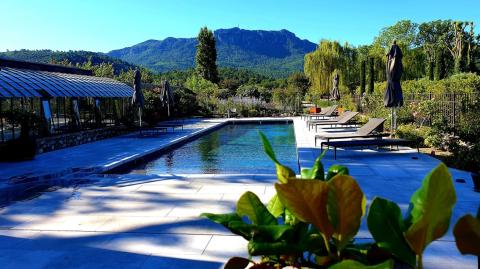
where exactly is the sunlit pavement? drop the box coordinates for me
[0,117,477,268]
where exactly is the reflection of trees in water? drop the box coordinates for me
[261,125,295,146]
[195,124,297,174]
[164,151,174,174]
[197,131,221,173]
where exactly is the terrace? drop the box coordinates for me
[0,115,477,268]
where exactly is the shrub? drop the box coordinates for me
[370,73,480,95]
[396,124,432,147]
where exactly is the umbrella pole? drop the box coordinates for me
[391,107,394,137]
[139,107,142,129]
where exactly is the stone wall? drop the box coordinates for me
[36,127,130,154]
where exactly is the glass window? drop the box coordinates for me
[42,99,53,134]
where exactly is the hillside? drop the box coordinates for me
[108,28,317,77]
[0,50,137,74]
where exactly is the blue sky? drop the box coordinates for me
[1,0,479,52]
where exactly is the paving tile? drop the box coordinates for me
[102,233,212,256]
[141,254,223,269]
[15,215,112,232]
[0,230,40,250]
[203,235,248,258]
[0,249,67,269]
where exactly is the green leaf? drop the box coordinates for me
[301,150,327,180]
[200,212,242,226]
[259,131,296,183]
[251,225,294,242]
[237,191,277,225]
[284,208,299,226]
[259,131,279,163]
[200,213,253,240]
[247,240,300,256]
[275,180,333,239]
[301,233,328,253]
[453,213,480,256]
[226,221,254,240]
[224,257,251,269]
[367,197,416,266]
[327,175,366,251]
[328,259,394,269]
[267,194,285,217]
[275,163,296,183]
[404,163,457,255]
[326,165,350,180]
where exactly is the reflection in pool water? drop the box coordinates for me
[128,123,298,175]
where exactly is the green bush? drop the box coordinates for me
[396,124,433,147]
[370,73,480,95]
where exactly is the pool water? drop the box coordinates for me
[127,123,298,175]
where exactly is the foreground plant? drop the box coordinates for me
[453,207,480,266]
[202,132,458,269]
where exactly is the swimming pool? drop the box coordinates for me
[126,123,298,175]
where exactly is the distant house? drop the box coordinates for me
[0,58,133,144]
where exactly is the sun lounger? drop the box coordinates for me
[321,138,419,159]
[314,118,388,146]
[308,111,359,131]
[307,105,338,120]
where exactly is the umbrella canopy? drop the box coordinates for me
[384,42,404,107]
[330,73,340,101]
[131,70,144,109]
[161,80,175,116]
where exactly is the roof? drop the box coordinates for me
[0,67,133,98]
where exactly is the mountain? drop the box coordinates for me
[0,50,138,74]
[108,28,317,77]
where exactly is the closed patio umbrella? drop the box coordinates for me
[384,40,404,135]
[161,80,175,117]
[330,73,340,101]
[131,70,144,127]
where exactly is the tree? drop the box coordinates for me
[466,22,477,72]
[445,21,469,73]
[304,40,357,98]
[236,84,261,99]
[368,57,375,94]
[360,60,366,94]
[418,20,451,80]
[372,20,423,80]
[287,72,310,111]
[287,72,310,98]
[373,20,418,49]
[195,27,219,83]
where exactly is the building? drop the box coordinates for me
[0,58,133,147]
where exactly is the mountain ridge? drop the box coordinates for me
[107,27,317,77]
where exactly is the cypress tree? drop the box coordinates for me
[428,61,434,80]
[360,60,366,94]
[368,57,374,94]
[435,51,446,80]
[195,27,219,83]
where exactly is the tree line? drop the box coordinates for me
[304,20,479,99]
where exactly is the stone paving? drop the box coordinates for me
[0,117,478,268]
